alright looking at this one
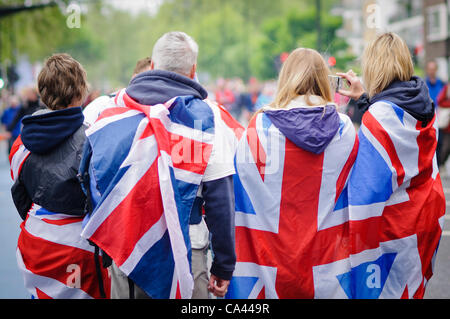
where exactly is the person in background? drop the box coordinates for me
[425,60,446,164]
[7,87,44,135]
[425,60,445,107]
[215,78,235,112]
[131,57,152,78]
[437,83,450,167]
[82,57,152,126]
[254,80,276,111]
[1,95,21,153]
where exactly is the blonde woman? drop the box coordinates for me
[336,32,445,298]
[226,48,359,298]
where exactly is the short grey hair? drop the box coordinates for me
[151,31,199,77]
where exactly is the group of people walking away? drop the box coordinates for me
[8,30,445,299]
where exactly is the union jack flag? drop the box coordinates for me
[80,93,216,299]
[227,100,445,299]
[9,138,110,299]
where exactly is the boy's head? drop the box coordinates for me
[132,57,152,78]
[38,53,88,110]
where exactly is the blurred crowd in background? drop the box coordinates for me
[1,57,450,171]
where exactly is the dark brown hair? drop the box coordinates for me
[38,53,88,110]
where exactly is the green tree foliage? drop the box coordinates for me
[0,0,352,89]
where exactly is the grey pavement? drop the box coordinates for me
[0,139,449,299]
[0,141,29,298]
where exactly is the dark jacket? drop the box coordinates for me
[356,76,435,125]
[11,107,87,220]
[126,70,236,280]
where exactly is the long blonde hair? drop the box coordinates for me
[362,32,414,98]
[270,48,333,109]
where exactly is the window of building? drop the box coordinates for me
[427,3,448,42]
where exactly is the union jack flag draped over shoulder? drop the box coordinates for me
[80,92,216,299]
[9,137,111,299]
[327,100,445,299]
[226,100,445,299]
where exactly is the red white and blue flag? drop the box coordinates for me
[9,138,111,299]
[80,93,216,299]
[227,101,445,299]
[320,100,445,299]
[226,109,359,299]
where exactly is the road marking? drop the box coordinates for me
[442,231,450,237]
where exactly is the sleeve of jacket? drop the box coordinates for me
[202,175,236,280]
[11,174,32,220]
[355,93,371,113]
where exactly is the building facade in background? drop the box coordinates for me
[424,0,450,81]
[334,0,450,80]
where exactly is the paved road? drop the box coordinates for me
[0,141,29,298]
[0,140,449,299]
[424,173,450,299]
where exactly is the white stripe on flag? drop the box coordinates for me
[172,166,203,185]
[11,144,30,182]
[24,213,94,253]
[81,135,158,239]
[16,248,93,299]
[158,151,194,299]
[149,104,214,144]
[86,109,142,137]
[120,213,168,276]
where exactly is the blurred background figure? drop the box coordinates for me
[5,87,44,153]
[426,60,449,168]
[215,78,236,113]
[425,60,445,107]
[254,80,276,111]
[1,95,21,154]
[131,57,152,79]
[437,82,450,169]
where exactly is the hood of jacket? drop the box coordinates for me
[125,69,208,105]
[370,76,434,123]
[21,106,85,154]
[263,96,340,154]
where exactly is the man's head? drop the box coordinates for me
[132,57,152,78]
[151,31,198,79]
[426,60,438,81]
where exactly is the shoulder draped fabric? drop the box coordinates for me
[9,137,111,299]
[226,109,359,298]
[80,92,216,299]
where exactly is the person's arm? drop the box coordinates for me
[202,175,236,297]
[437,85,450,108]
